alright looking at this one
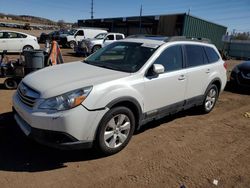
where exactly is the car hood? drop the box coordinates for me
[84,38,102,43]
[59,34,68,37]
[238,61,250,71]
[22,61,130,98]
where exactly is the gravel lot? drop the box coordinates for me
[0,28,249,188]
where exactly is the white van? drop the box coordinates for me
[60,28,107,48]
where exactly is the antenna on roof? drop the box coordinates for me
[91,0,94,19]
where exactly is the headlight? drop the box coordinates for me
[39,86,92,111]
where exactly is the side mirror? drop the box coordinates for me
[153,64,164,74]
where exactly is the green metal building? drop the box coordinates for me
[78,13,227,49]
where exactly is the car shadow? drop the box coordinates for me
[0,108,203,172]
[0,112,105,172]
[136,107,203,134]
[224,81,250,95]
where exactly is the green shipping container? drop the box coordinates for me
[183,15,227,50]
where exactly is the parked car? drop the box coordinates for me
[60,28,107,49]
[13,36,227,155]
[0,30,40,53]
[230,61,250,88]
[75,32,125,55]
[39,29,69,43]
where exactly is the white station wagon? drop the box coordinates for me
[13,36,227,155]
[0,30,40,53]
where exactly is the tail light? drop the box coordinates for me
[223,61,227,70]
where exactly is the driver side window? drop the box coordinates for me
[106,35,114,40]
[75,30,84,36]
[154,45,183,72]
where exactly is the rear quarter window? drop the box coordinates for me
[185,45,208,67]
[204,46,220,63]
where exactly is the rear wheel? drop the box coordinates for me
[200,84,218,113]
[96,106,135,155]
[4,78,18,89]
[22,45,34,52]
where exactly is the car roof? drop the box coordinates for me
[107,32,124,35]
[122,38,165,47]
[0,30,30,36]
[124,35,213,47]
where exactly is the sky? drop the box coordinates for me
[0,0,249,33]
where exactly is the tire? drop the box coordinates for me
[22,45,34,52]
[96,106,135,155]
[92,45,101,53]
[69,41,76,49]
[4,78,18,89]
[200,84,219,113]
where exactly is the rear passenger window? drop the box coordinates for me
[154,45,183,72]
[204,47,220,63]
[116,35,123,40]
[185,45,208,67]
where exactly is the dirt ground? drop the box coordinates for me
[0,28,250,188]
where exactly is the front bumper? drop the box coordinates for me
[14,111,93,149]
[230,71,250,88]
[12,92,108,149]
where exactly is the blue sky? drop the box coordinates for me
[0,0,249,33]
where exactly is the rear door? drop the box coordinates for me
[183,44,211,101]
[143,45,187,114]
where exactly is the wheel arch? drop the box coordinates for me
[207,78,222,94]
[91,45,102,53]
[106,97,143,130]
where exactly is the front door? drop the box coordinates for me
[0,32,9,52]
[143,45,187,114]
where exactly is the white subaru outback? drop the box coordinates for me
[13,36,227,155]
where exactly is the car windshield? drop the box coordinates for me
[84,42,157,73]
[95,33,107,39]
[68,29,77,35]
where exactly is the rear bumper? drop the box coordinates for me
[14,110,93,150]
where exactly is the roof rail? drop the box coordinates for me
[164,36,211,43]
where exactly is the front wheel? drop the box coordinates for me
[69,41,76,49]
[200,84,218,113]
[92,45,101,53]
[96,106,135,155]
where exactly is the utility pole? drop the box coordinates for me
[139,4,142,34]
[91,0,94,19]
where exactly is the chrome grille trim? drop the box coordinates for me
[17,83,40,108]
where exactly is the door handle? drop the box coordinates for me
[178,75,186,80]
[206,69,210,73]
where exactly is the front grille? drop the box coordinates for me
[242,71,250,78]
[17,83,40,107]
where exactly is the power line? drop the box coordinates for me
[91,0,94,19]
